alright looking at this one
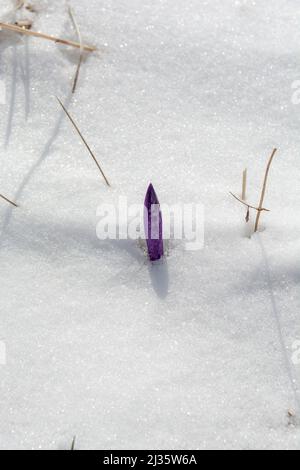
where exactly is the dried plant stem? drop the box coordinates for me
[57,98,110,187]
[230,192,270,212]
[0,22,96,52]
[242,168,247,200]
[71,436,76,451]
[0,193,18,208]
[254,148,277,233]
[68,6,84,94]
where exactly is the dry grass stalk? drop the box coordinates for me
[70,436,76,451]
[0,22,97,52]
[231,148,277,233]
[0,193,18,208]
[254,148,277,232]
[57,98,111,187]
[68,6,84,94]
[230,192,270,213]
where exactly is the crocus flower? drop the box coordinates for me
[144,183,164,261]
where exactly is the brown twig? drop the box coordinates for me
[68,6,84,94]
[0,193,18,208]
[56,97,111,187]
[0,22,96,52]
[254,148,277,232]
[230,192,270,212]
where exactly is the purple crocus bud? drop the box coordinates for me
[144,183,164,261]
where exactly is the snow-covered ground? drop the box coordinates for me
[1,0,300,450]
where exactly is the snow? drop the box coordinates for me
[1,0,300,450]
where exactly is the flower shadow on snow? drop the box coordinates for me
[148,259,169,299]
